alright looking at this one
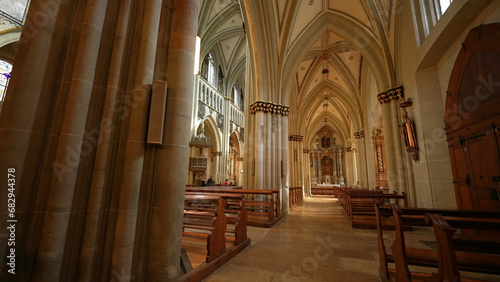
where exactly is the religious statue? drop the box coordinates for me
[400,111,419,162]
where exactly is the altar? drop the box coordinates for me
[315,183,340,188]
[311,183,341,196]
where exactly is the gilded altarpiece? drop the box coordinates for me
[310,127,345,186]
[372,128,388,187]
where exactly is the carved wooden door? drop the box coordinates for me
[445,24,500,212]
[449,122,500,211]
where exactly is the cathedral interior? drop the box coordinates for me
[0,0,499,281]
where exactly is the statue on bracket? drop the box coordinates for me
[399,100,419,162]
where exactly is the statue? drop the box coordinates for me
[400,111,419,162]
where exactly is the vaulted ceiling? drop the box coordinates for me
[199,0,396,147]
[198,0,247,91]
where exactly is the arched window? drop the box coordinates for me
[217,65,224,92]
[0,60,13,101]
[201,53,217,88]
[411,0,454,45]
[231,81,244,111]
[207,54,216,86]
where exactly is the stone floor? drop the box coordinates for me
[204,196,383,281]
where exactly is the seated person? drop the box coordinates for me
[222,179,230,186]
[206,177,215,186]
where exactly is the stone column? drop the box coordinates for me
[146,0,199,280]
[34,1,108,280]
[111,0,162,278]
[356,133,369,188]
[254,111,265,189]
[0,1,72,279]
[281,113,289,211]
[390,101,408,195]
[264,111,272,189]
[78,0,132,279]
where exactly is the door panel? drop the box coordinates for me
[449,144,474,210]
[445,24,500,212]
[462,124,500,212]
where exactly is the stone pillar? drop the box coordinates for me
[111,0,162,278]
[356,132,369,188]
[264,110,272,189]
[146,0,199,280]
[78,0,133,279]
[281,114,289,211]
[378,87,410,194]
[254,111,265,189]
[0,1,74,279]
[34,0,108,280]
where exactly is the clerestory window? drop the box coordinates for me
[411,0,454,45]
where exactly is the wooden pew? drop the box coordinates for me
[375,203,500,281]
[183,194,228,263]
[425,213,500,282]
[184,192,248,245]
[181,194,251,282]
[337,188,407,228]
[185,187,285,227]
[289,186,304,208]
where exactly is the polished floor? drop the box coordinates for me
[205,196,384,281]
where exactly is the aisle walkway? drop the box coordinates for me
[205,196,382,281]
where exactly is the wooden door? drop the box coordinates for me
[449,121,500,211]
[445,24,500,212]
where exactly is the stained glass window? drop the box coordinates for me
[0,60,12,101]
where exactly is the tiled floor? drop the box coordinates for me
[205,196,383,281]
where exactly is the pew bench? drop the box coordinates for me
[374,203,500,281]
[185,187,285,227]
[184,192,248,245]
[181,194,251,282]
[337,189,407,229]
[425,213,500,282]
[183,195,228,263]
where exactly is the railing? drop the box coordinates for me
[289,187,303,208]
[195,75,244,127]
[229,102,244,127]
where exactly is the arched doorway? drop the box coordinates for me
[228,132,242,186]
[445,23,500,211]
